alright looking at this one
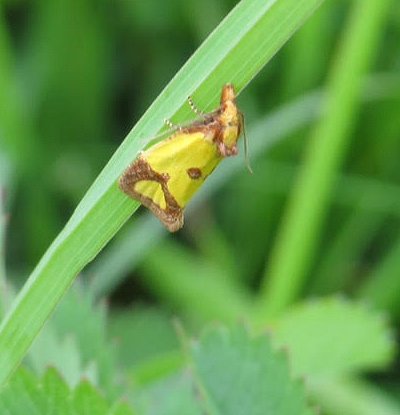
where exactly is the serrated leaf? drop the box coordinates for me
[109,401,138,415]
[42,368,70,415]
[28,286,119,397]
[0,367,46,415]
[0,367,137,415]
[191,325,314,415]
[29,327,96,389]
[273,298,395,377]
[50,286,112,371]
[73,380,108,415]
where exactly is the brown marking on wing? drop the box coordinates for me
[186,167,202,179]
[119,157,184,232]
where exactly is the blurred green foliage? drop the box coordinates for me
[1,0,400,414]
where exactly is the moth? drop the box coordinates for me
[119,83,248,232]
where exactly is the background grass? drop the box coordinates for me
[0,0,400,414]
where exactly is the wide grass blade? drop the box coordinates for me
[0,0,325,385]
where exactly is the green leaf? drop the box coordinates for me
[0,367,137,415]
[42,368,70,415]
[273,298,395,377]
[191,325,314,415]
[0,0,325,386]
[135,325,313,414]
[28,327,94,389]
[110,401,139,415]
[73,380,109,415]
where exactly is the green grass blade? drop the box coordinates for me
[358,236,400,317]
[0,191,6,319]
[310,211,384,295]
[0,10,37,176]
[0,0,325,386]
[257,0,392,318]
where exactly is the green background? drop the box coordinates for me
[0,0,399,414]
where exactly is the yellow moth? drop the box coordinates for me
[119,84,246,232]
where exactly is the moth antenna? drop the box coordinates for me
[241,113,253,174]
[187,96,204,116]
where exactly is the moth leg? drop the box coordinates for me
[164,118,182,131]
[187,96,204,116]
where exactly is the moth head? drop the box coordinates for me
[220,84,238,120]
[220,83,236,103]
[219,84,240,150]
[220,84,252,173]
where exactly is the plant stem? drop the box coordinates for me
[258,0,392,319]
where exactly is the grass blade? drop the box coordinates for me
[0,0,325,385]
[258,0,392,318]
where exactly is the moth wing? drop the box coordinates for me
[119,130,221,232]
[119,160,183,232]
[144,131,221,207]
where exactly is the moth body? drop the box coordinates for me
[119,84,244,232]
